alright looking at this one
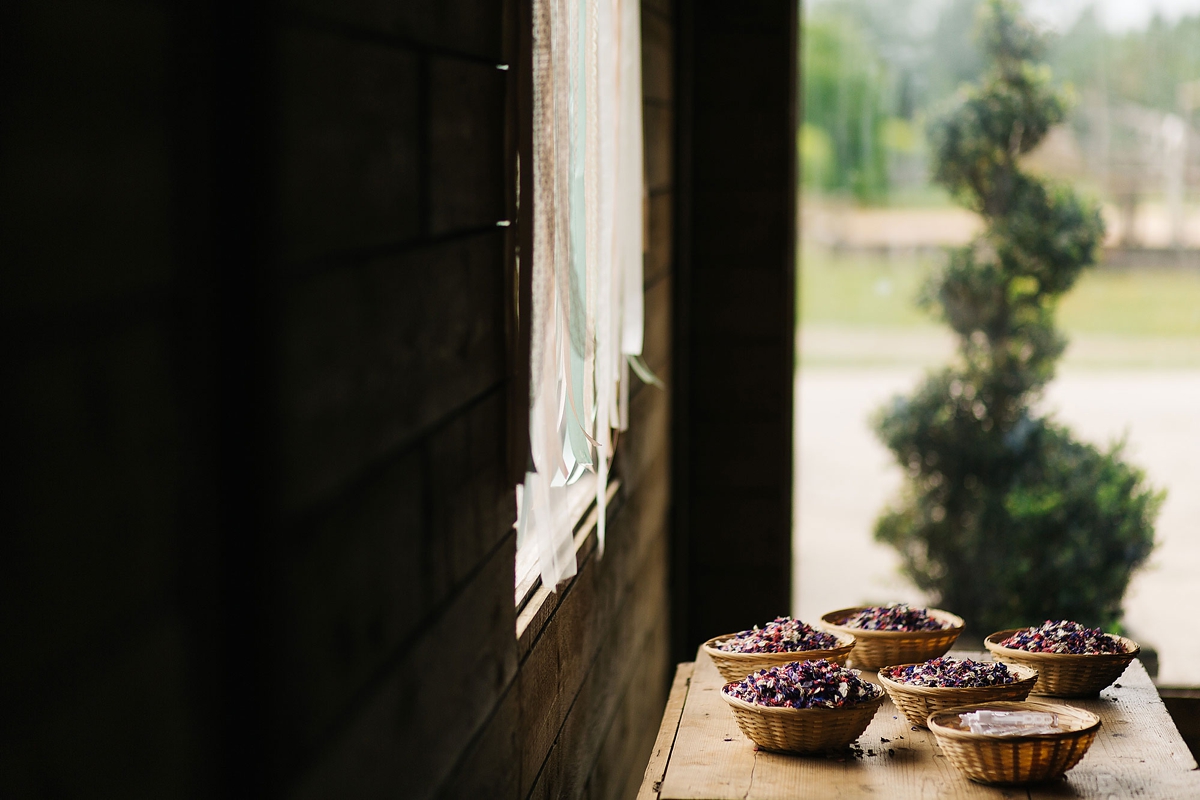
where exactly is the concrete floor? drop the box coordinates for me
[794,364,1200,686]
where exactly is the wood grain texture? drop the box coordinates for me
[641,275,673,377]
[436,685,521,800]
[674,1,796,655]
[526,532,670,800]
[284,0,675,794]
[428,56,506,236]
[0,1,173,318]
[270,387,512,755]
[638,662,695,800]
[644,0,673,17]
[641,10,673,104]
[625,364,671,495]
[0,614,206,797]
[449,457,669,800]
[644,103,673,194]
[645,191,673,288]
[584,633,677,800]
[289,535,519,800]
[275,27,420,265]
[6,1,674,798]
[519,455,672,798]
[279,0,505,62]
[656,649,1200,800]
[4,321,180,690]
[275,230,505,518]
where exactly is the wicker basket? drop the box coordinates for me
[819,607,964,671]
[720,685,886,754]
[702,632,857,684]
[928,700,1101,784]
[877,662,1039,729]
[984,630,1140,698]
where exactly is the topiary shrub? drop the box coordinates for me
[873,0,1163,637]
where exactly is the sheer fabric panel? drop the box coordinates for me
[516,0,644,593]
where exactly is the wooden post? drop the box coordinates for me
[673,0,799,660]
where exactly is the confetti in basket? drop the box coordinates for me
[702,632,856,684]
[820,606,964,671]
[720,685,886,754]
[877,660,1039,729]
[984,629,1140,697]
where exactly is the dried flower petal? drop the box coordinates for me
[843,603,947,632]
[883,657,1016,688]
[716,616,840,654]
[999,620,1125,655]
[725,659,883,709]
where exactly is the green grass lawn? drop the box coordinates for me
[799,245,1200,368]
[800,245,1200,337]
[799,247,942,329]
[1059,266,1200,338]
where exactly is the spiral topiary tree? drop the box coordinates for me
[873,0,1163,637]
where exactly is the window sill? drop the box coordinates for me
[514,474,600,609]
[515,478,622,654]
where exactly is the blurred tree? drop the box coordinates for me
[923,0,986,103]
[802,8,891,202]
[873,0,1162,636]
[1050,7,1200,126]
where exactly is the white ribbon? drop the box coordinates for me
[518,0,643,588]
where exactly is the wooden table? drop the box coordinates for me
[639,648,1200,799]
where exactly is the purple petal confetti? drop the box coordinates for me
[725,659,883,709]
[999,620,1125,655]
[883,657,1017,688]
[716,616,841,653]
[843,603,947,632]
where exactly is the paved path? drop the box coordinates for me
[803,204,1200,249]
[793,366,1200,685]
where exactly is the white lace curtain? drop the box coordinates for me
[516,0,644,591]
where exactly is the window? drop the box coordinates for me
[797,0,1200,685]
[514,0,646,603]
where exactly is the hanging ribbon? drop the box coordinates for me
[518,0,644,588]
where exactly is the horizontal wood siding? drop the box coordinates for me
[3,0,672,797]
[1,1,218,795]
[431,3,677,794]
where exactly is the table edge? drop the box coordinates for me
[638,661,696,800]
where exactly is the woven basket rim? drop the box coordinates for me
[702,631,857,660]
[984,629,1140,661]
[928,700,1101,742]
[877,662,1039,696]
[820,606,965,639]
[720,683,886,716]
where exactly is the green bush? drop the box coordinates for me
[873,0,1162,637]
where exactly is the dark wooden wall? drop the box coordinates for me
[672,0,798,658]
[2,2,226,794]
[1,0,674,797]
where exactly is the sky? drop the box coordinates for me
[809,0,1200,34]
[1024,0,1200,32]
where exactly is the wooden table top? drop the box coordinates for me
[639,647,1200,799]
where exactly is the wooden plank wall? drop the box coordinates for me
[1,0,674,798]
[1,2,228,795]
[433,1,677,797]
